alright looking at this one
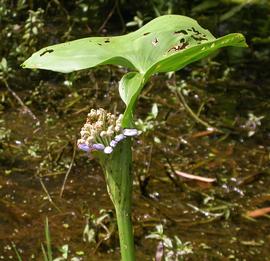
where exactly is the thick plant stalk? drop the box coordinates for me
[76,109,136,260]
[100,137,135,261]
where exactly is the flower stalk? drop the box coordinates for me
[100,138,135,261]
[78,109,137,261]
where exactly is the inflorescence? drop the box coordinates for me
[77,108,138,155]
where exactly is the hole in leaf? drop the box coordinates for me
[168,40,189,53]
[97,43,102,46]
[104,39,110,43]
[152,37,158,46]
[191,27,200,35]
[40,49,54,56]
[191,35,208,41]
[174,30,188,35]
[143,32,150,36]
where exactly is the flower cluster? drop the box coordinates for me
[77,108,138,155]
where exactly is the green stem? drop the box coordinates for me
[116,207,135,261]
[100,138,135,261]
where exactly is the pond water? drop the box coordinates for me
[0,65,269,260]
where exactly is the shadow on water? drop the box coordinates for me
[0,64,270,260]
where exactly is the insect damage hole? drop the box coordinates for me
[40,49,54,56]
[191,27,200,35]
[191,35,208,42]
[174,30,188,35]
[152,37,158,46]
[168,39,189,53]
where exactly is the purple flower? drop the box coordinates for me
[104,146,113,154]
[92,143,105,151]
[78,143,91,152]
[114,134,126,142]
[110,140,118,148]
[123,128,138,137]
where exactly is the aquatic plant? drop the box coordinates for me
[22,15,247,261]
[146,224,193,261]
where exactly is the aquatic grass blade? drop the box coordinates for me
[44,217,53,261]
[11,242,23,261]
[41,243,49,261]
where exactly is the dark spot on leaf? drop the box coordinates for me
[152,37,158,46]
[191,27,200,35]
[104,39,110,43]
[179,42,189,50]
[143,32,150,36]
[191,35,208,41]
[40,49,54,56]
[174,30,188,35]
[187,29,192,32]
[168,41,189,52]
[97,43,102,46]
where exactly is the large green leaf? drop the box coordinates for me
[22,15,247,126]
[22,15,247,74]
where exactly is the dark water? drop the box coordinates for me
[0,66,269,260]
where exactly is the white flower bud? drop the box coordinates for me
[104,146,113,154]
[108,125,114,132]
[77,139,85,145]
[123,128,138,137]
[80,130,90,137]
[100,131,107,137]
[115,125,121,132]
[86,136,95,145]
[106,130,114,137]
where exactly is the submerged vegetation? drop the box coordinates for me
[0,1,270,260]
